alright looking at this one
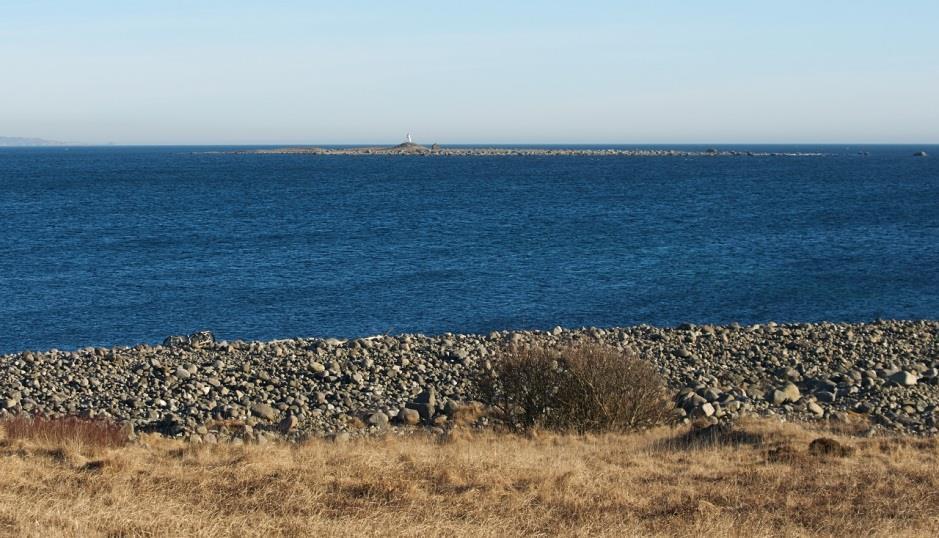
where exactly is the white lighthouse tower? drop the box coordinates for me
[405,132,413,144]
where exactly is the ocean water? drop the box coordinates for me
[1,145,937,353]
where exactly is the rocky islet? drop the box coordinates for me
[233,144,824,158]
[0,321,937,442]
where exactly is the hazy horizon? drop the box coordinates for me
[3,1,938,145]
[4,139,939,147]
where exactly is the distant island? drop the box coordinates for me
[0,136,71,147]
[232,142,823,158]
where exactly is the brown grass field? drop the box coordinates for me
[0,418,937,537]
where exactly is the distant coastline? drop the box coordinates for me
[0,136,72,147]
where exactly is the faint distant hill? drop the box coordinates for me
[0,136,72,147]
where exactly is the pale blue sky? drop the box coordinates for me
[2,1,937,144]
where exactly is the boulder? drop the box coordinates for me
[406,387,437,421]
[691,402,715,419]
[781,383,801,403]
[397,408,421,425]
[188,331,215,348]
[162,335,189,348]
[888,371,918,386]
[250,403,278,421]
[807,401,824,416]
[768,390,788,405]
[681,393,708,411]
[278,412,298,433]
[367,411,389,428]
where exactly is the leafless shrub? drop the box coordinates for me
[484,343,673,433]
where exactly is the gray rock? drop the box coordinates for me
[279,412,298,433]
[691,402,715,419]
[443,399,461,416]
[781,383,801,403]
[250,403,278,421]
[162,335,189,348]
[406,387,437,421]
[367,411,389,428]
[701,388,721,402]
[807,401,824,416]
[397,408,421,425]
[188,331,215,348]
[768,390,788,406]
[888,371,918,386]
[681,393,708,410]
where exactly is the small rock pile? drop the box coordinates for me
[0,321,936,441]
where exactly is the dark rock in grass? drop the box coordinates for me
[808,437,854,457]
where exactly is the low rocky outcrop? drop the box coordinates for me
[233,147,826,158]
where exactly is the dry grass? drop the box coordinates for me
[2,416,129,450]
[0,419,937,537]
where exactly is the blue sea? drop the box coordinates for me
[1,145,937,353]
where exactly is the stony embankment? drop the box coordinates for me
[234,145,823,158]
[1,321,937,442]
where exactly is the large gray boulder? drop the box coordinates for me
[250,402,278,421]
[397,408,421,425]
[889,371,918,386]
[406,387,437,421]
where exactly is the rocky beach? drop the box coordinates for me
[2,320,937,441]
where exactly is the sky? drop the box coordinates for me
[2,1,938,145]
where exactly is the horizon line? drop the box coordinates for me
[3,141,939,148]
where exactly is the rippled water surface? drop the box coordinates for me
[1,145,937,352]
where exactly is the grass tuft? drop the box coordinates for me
[1,416,129,449]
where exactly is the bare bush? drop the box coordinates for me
[485,343,673,433]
